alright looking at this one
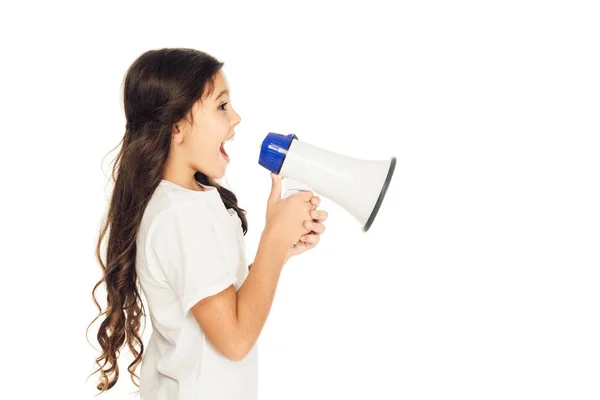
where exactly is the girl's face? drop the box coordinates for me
[173,70,241,181]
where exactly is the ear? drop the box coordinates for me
[172,123,184,144]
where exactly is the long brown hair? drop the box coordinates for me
[87,48,248,393]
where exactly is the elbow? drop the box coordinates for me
[223,337,252,362]
[228,344,251,362]
[226,352,247,363]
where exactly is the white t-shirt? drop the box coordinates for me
[135,179,257,400]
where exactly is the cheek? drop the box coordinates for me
[206,113,229,138]
[183,134,208,161]
[218,110,231,129]
[187,116,228,157]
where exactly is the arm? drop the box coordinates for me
[190,228,287,361]
[248,253,290,271]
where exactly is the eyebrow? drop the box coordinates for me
[215,89,229,100]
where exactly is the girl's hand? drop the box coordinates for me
[284,195,328,262]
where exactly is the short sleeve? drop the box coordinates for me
[149,204,235,317]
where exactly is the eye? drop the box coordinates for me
[218,102,228,110]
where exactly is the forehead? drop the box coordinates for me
[210,71,229,98]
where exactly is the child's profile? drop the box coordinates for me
[87,48,328,400]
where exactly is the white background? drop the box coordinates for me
[1,1,598,399]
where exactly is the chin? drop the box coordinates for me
[211,167,227,180]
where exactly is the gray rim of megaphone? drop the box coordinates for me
[363,156,396,232]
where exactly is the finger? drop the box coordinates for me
[310,196,321,208]
[306,204,315,218]
[297,190,314,202]
[300,234,321,244]
[303,220,313,231]
[310,209,328,222]
[303,220,324,232]
[268,173,282,205]
[309,222,326,234]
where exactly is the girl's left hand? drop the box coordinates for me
[285,195,328,261]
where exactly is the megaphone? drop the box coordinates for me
[258,132,396,232]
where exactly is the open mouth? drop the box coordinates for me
[220,141,230,162]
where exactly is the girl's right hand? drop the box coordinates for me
[264,173,314,248]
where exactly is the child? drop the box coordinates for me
[88,48,328,400]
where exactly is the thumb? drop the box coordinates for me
[268,173,282,205]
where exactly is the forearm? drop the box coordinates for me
[235,229,287,355]
[248,254,289,271]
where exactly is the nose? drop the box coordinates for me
[232,108,241,127]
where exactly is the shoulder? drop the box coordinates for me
[150,204,213,234]
[142,182,218,237]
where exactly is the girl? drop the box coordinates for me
[89,48,328,400]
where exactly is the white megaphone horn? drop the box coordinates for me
[258,132,396,232]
